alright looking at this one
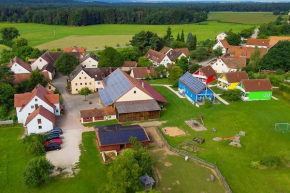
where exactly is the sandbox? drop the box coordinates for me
[162,127,186,137]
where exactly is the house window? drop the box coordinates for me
[84,77,86,79]
[79,77,81,79]
[81,72,83,74]
[28,113,31,115]
[31,106,34,109]
[108,116,111,118]
[49,86,51,89]
[38,126,42,129]
[264,94,266,97]
[40,59,42,62]
[86,117,89,120]
[80,83,82,85]
[150,113,155,117]
[134,90,136,94]
[37,119,42,124]
[35,98,38,102]
[35,104,39,109]
[85,83,87,85]
[89,82,92,85]
[75,83,77,86]
[92,65,96,67]
[97,82,100,85]
[56,110,58,113]
[76,89,78,91]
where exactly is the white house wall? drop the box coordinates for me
[160,56,172,67]
[11,63,30,74]
[81,58,98,68]
[213,41,227,54]
[211,59,231,73]
[31,57,48,71]
[26,114,54,135]
[117,87,153,102]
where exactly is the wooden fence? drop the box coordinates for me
[155,127,232,193]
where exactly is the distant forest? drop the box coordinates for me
[0,2,290,26]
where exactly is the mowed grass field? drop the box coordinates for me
[208,12,284,25]
[0,21,254,49]
[153,86,290,193]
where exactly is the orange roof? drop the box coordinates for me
[269,36,290,47]
[246,38,269,47]
[221,39,230,49]
[63,46,86,53]
[122,61,137,68]
[14,84,59,111]
[173,48,190,57]
[221,57,247,69]
[227,46,267,59]
[159,46,172,54]
[25,105,55,126]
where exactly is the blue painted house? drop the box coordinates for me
[178,72,214,103]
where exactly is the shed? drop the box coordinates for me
[140,174,155,191]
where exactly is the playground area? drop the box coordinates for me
[162,127,186,137]
[185,120,207,131]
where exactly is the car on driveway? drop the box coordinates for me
[45,128,63,135]
[45,143,61,151]
[44,133,61,142]
[44,138,62,146]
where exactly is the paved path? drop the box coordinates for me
[251,28,259,39]
[46,73,103,167]
[214,94,230,105]
[196,57,217,67]
[150,84,185,98]
[272,96,279,100]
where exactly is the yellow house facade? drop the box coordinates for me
[217,71,249,90]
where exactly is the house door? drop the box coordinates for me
[140,113,144,121]
[35,104,39,109]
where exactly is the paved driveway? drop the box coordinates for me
[46,73,103,167]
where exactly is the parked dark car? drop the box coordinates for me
[45,143,61,151]
[44,133,61,142]
[45,128,63,135]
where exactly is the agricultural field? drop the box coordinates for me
[0,21,254,50]
[154,86,290,193]
[0,44,11,54]
[208,12,284,25]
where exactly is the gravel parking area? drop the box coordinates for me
[46,73,103,167]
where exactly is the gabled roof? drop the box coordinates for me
[166,50,183,62]
[80,107,116,118]
[221,57,247,69]
[13,72,50,84]
[227,46,267,59]
[64,46,86,53]
[69,66,117,82]
[179,72,206,94]
[137,80,168,103]
[131,67,149,79]
[14,84,59,110]
[79,53,98,63]
[41,63,55,73]
[224,71,249,83]
[99,69,151,106]
[269,36,290,47]
[40,51,62,66]
[8,56,32,72]
[95,124,149,146]
[115,100,160,114]
[220,39,230,49]
[241,79,272,92]
[25,105,55,126]
[197,65,216,78]
[122,61,137,68]
[246,38,269,47]
[159,46,172,54]
[145,49,166,63]
[173,48,190,57]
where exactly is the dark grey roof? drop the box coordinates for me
[69,66,117,82]
[41,51,62,66]
[115,100,160,114]
[179,72,206,94]
[140,174,155,186]
[80,53,99,63]
[41,63,55,73]
[95,124,149,146]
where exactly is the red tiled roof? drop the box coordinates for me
[246,38,270,47]
[269,36,290,47]
[198,65,216,78]
[80,107,116,118]
[137,80,168,103]
[8,56,32,72]
[221,57,247,69]
[145,49,166,63]
[242,79,272,92]
[25,105,55,126]
[173,48,190,57]
[227,46,267,59]
[224,71,249,83]
[14,84,59,111]
[221,39,230,49]
[63,46,86,53]
[122,61,137,68]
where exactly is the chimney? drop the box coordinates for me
[142,82,144,88]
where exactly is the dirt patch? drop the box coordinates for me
[164,162,172,167]
[162,127,186,137]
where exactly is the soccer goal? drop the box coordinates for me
[275,123,290,133]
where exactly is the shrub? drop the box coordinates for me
[23,157,54,187]
[269,75,283,87]
[224,89,242,102]
[23,134,45,156]
[250,161,261,169]
[0,105,8,119]
[276,69,284,75]
[255,73,267,79]
[260,155,280,167]
[279,83,290,94]
[247,71,255,79]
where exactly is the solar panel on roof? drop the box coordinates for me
[179,72,206,94]
[100,70,133,105]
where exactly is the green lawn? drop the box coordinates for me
[0,128,108,193]
[0,21,254,48]
[83,119,119,127]
[153,86,290,193]
[208,12,284,25]
[151,148,226,193]
[146,78,172,85]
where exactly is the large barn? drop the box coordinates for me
[95,124,150,152]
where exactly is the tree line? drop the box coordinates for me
[0,6,208,25]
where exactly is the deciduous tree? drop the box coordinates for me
[213,46,223,58]
[138,57,151,67]
[225,32,241,46]
[169,66,183,87]
[29,68,48,88]
[120,48,139,61]
[176,56,189,73]
[78,87,92,100]
[55,53,79,75]
[0,27,20,42]
[171,41,188,49]
[0,83,15,108]
[98,47,124,67]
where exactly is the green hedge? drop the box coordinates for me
[274,89,290,102]
[279,83,290,95]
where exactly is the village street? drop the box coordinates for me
[46,73,103,167]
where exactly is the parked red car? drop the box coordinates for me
[44,138,62,146]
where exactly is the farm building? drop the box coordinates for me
[237,79,272,101]
[217,71,249,90]
[121,61,137,72]
[213,39,230,54]
[79,53,99,68]
[193,65,216,84]
[245,38,270,48]
[179,72,214,104]
[212,57,246,73]
[95,124,150,152]
[80,107,116,124]
[8,56,31,74]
